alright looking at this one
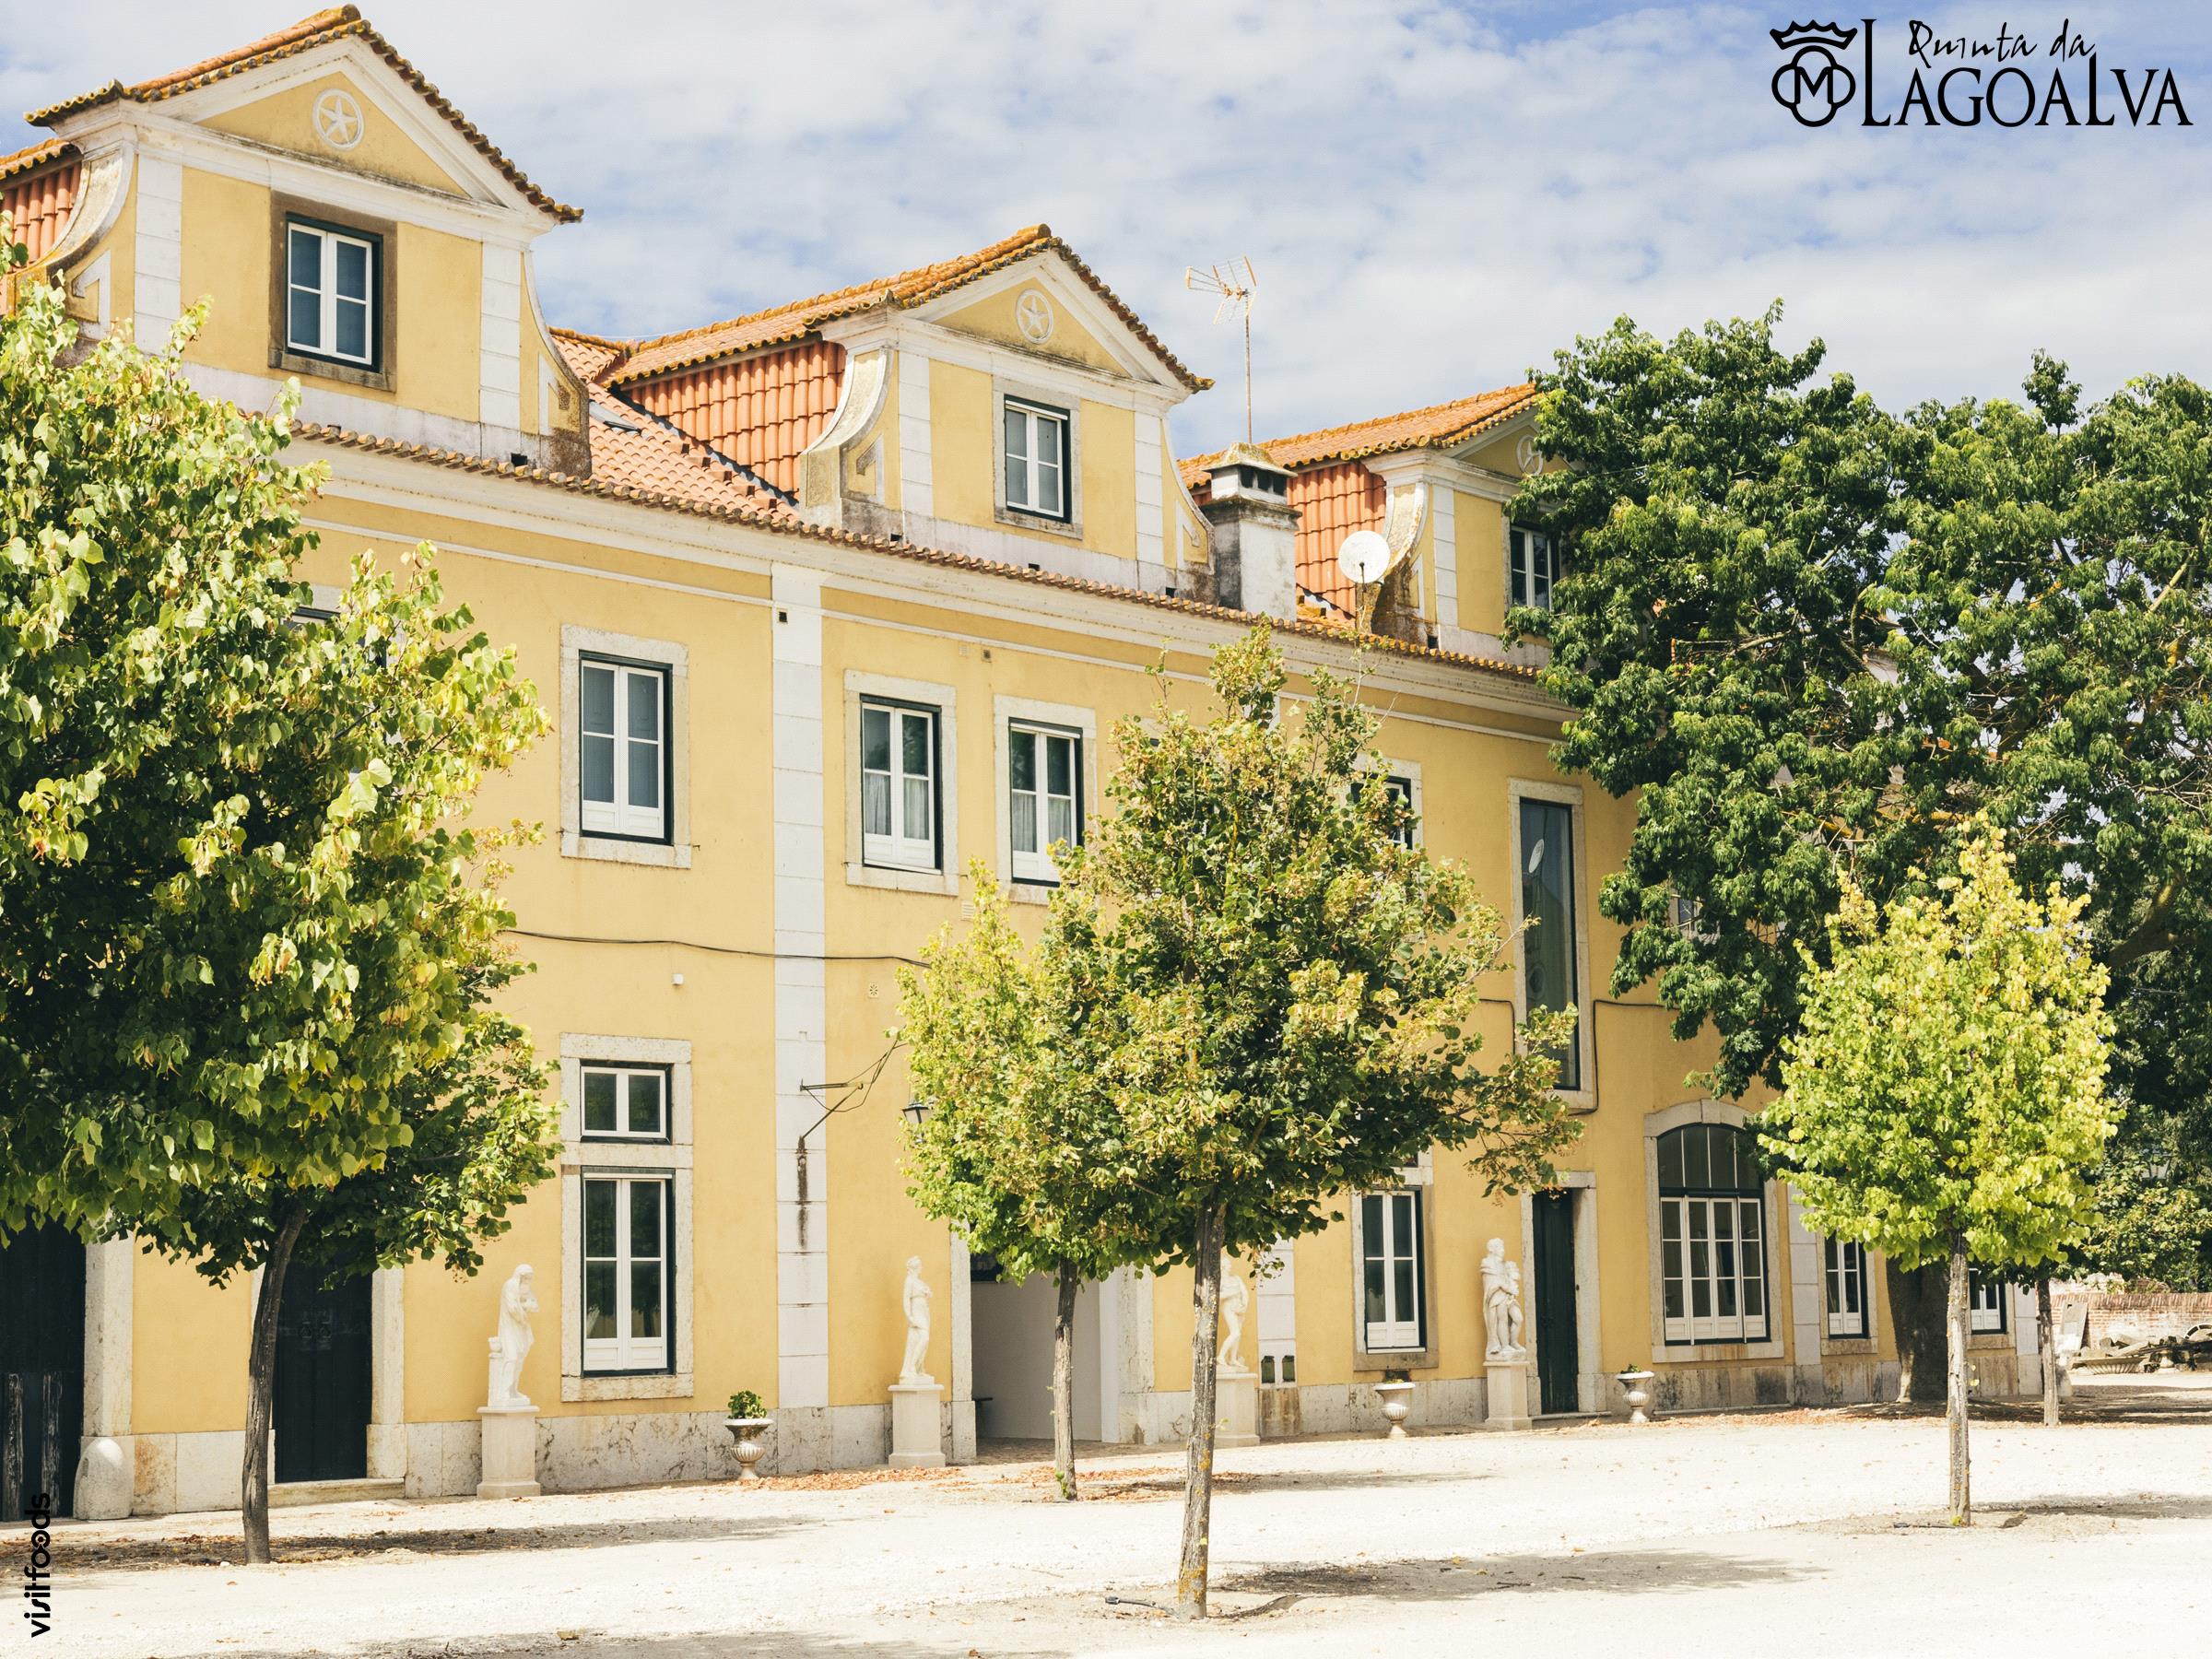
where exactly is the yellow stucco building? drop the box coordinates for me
[3,9,2045,1520]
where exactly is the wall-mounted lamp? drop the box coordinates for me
[902,1100,931,1129]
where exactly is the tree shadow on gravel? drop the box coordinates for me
[1063,1465,1485,1502]
[1222,1546,1809,1603]
[60,1511,814,1573]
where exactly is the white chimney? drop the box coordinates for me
[1198,443,1300,619]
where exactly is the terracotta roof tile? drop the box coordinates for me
[1183,383,1539,479]
[287,418,1535,686]
[598,224,1207,392]
[0,139,78,262]
[25,6,580,223]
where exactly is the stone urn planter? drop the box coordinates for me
[724,1417,774,1481]
[1616,1370,1656,1426]
[1373,1380,1415,1440]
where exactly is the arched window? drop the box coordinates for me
[1657,1124,1770,1344]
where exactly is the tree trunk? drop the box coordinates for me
[1174,1203,1227,1621]
[1888,1257,1949,1404]
[2037,1276,2058,1428]
[1051,1259,1079,1501]
[242,1204,308,1565]
[1945,1230,1971,1526]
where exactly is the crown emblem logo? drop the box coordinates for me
[1770,20,1859,51]
[1770,18,1860,126]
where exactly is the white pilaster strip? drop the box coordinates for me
[1431,485,1458,631]
[479,244,524,432]
[1787,1188,1824,1394]
[1256,1240,1297,1383]
[897,351,934,520]
[76,1237,135,1519]
[1135,414,1166,575]
[133,154,183,349]
[772,565,831,1410]
[368,1267,406,1478]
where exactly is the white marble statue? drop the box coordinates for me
[898,1255,935,1384]
[1482,1238,1526,1360]
[488,1264,539,1407]
[1218,1270,1250,1372]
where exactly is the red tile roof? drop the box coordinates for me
[1183,383,1539,481]
[1288,462,1389,617]
[598,224,1208,392]
[25,7,580,223]
[0,139,78,262]
[620,340,845,499]
[286,416,1535,686]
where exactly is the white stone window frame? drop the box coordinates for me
[844,669,960,896]
[992,376,1085,540]
[1517,1171,1604,1414]
[1357,756,1425,850]
[1786,1192,1882,1362]
[1349,1183,1437,1372]
[1643,1101,1784,1363]
[284,219,378,368]
[559,1033,695,1402]
[1969,1269,2007,1335]
[1506,521,1559,613]
[1507,778,1596,1111]
[994,696,1098,901]
[559,624,691,869]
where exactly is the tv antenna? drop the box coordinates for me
[1185,256,1257,442]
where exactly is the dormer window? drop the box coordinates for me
[284,217,381,370]
[1003,397,1070,521]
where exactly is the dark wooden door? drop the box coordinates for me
[1532,1192,1580,1415]
[0,1225,86,1517]
[274,1264,371,1484]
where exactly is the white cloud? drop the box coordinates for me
[6,0,2208,453]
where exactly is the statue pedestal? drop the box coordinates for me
[888,1379,945,1469]
[477,1404,541,1498]
[1484,1359,1532,1431]
[1215,1366,1260,1448]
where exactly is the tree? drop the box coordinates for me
[0,249,553,1559]
[900,868,1156,1500]
[1512,309,2212,1391]
[1040,628,1579,1617]
[1763,827,2116,1524]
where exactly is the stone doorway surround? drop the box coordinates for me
[1519,1171,1601,1414]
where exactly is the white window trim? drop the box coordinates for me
[580,1172,675,1373]
[286,221,376,366]
[860,700,942,874]
[1969,1271,2007,1335]
[579,660,670,841]
[1003,397,1070,522]
[1349,1186,1436,1371]
[559,1034,694,1401]
[991,377,1084,539]
[993,696,1098,900]
[1358,756,1425,850]
[559,625,691,869]
[1823,1236,1872,1339]
[1642,1101,1784,1362]
[1507,778,1595,1110]
[578,1062,670,1142]
[844,670,959,896]
[1506,522,1558,613]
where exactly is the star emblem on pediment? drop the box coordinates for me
[1015,289,1055,345]
[313,88,365,151]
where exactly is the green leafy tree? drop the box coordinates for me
[1763,828,2116,1524]
[1040,627,1578,1618]
[0,249,553,1559]
[1513,308,2212,1390]
[900,868,1157,1500]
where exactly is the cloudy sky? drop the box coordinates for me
[5,1,2207,453]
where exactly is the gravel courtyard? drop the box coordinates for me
[54,1378,2212,1658]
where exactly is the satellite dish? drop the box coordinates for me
[1337,530,1392,587]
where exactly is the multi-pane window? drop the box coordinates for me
[286,220,377,366]
[1382,775,1417,848]
[1007,721,1081,884]
[1969,1269,2007,1334]
[1509,525,1557,611]
[580,659,668,841]
[1004,398,1070,520]
[1825,1237,1869,1337]
[580,1065,668,1142]
[862,699,940,871]
[1519,797,1582,1090]
[1360,1190,1424,1351]
[1658,1124,1770,1344]
[582,1174,671,1372]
